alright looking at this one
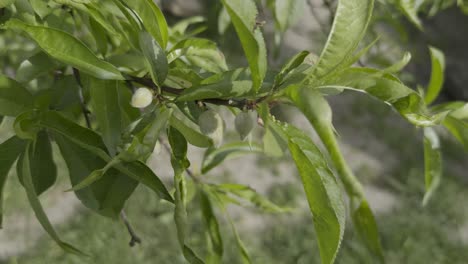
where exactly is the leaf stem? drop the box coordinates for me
[120,211,142,247]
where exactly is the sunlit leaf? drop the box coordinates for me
[139,31,168,86]
[424,46,446,105]
[306,0,374,80]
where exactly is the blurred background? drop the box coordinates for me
[1,0,468,263]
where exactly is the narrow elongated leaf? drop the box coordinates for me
[398,0,423,30]
[19,143,85,255]
[202,142,263,174]
[288,89,384,261]
[169,109,212,148]
[88,78,122,156]
[422,128,442,206]
[4,19,123,80]
[177,68,273,102]
[0,75,34,116]
[352,199,385,262]
[200,190,223,262]
[139,31,168,86]
[443,116,468,150]
[382,52,411,74]
[316,67,444,126]
[424,46,445,105]
[169,38,228,74]
[274,50,310,88]
[17,131,57,195]
[213,183,291,213]
[221,0,267,93]
[307,0,374,80]
[55,135,138,218]
[168,127,205,264]
[126,0,168,49]
[40,111,173,202]
[0,136,27,227]
[279,122,345,264]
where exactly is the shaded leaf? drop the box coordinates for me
[200,190,223,262]
[4,19,123,80]
[19,142,86,255]
[87,78,122,156]
[0,136,27,227]
[55,134,138,218]
[273,0,306,32]
[16,52,57,83]
[0,75,34,116]
[443,116,468,150]
[168,126,204,264]
[169,108,212,148]
[0,0,16,8]
[17,131,57,195]
[398,0,423,30]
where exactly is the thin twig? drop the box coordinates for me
[120,211,142,247]
[72,68,92,128]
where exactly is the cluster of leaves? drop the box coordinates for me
[0,0,467,263]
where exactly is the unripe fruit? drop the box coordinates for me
[198,110,224,146]
[131,87,153,108]
[235,111,255,140]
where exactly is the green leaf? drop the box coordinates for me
[398,0,423,30]
[202,142,263,174]
[0,0,16,8]
[55,134,138,218]
[126,0,168,49]
[40,111,173,202]
[200,190,223,263]
[213,183,291,213]
[87,78,123,156]
[424,46,445,105]
[0,136,27,228]
[221,0,267,93]
[30,0,51,19]
[382,52,412,74]
[0,75,34,116]
[306,0,374,80]
[19,142,86,255]
[273,0,306,32]
[422,127,442,206]
[316,67,443,126]
[17,131,57,195]
[168,126,205,264]
[169,108,212,148]
[443,116,468,151]
[4,19,123,80]
[121,107,172,162]
[169,38,228,74]
[116,161,174,203]
[16,52,57,83]
[278,122,345,264]
[352,199,385,262]
[177,68,273,102]
[139,31,168,87]
[288,88,384,261]
[274,50,310,88]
